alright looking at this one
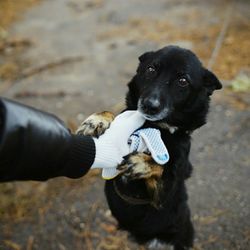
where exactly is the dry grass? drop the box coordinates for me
[215,19,250,79]
[98,14,250,80]
[0,182,46,221]
[0,0,40,85]
[0,0,40,31]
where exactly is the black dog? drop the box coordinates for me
[77,45,222,250]
[105,46,222,250]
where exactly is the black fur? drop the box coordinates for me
[105,46,222,250]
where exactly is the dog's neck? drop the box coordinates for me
[156,122,178,134]
[156,122,193,135]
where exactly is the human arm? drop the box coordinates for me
[0,98,145,182]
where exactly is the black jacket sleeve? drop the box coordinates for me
[0,98,96,182]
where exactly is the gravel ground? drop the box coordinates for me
[0,0,249,249]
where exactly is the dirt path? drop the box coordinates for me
[0,0,249,249]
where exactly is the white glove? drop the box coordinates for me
[129,128,169,165]
[91,111,145,169]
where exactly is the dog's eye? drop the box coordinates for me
[178,78,189,87]
[145,66,157,78]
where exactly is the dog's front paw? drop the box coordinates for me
[76,111,114,138]
[118,153,164,209]
[118,153,163,180]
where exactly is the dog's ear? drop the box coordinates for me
[203,68,222,95]
[138,51,154,63]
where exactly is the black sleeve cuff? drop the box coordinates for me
[60,135,96,178]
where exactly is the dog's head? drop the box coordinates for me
[126,46,222,131]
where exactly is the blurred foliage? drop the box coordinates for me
[230,72,250,92]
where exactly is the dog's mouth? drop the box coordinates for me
[138,108,169,122]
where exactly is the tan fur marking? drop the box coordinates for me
[118,153,163,179]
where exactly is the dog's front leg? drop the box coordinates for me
[118,152,163,180]
[76,111,114,138]
[118,152,164,208]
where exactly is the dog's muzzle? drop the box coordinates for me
[138,98,169,121]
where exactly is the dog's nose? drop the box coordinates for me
[141,98,161,115]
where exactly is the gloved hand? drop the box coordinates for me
[91,111,145,169]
